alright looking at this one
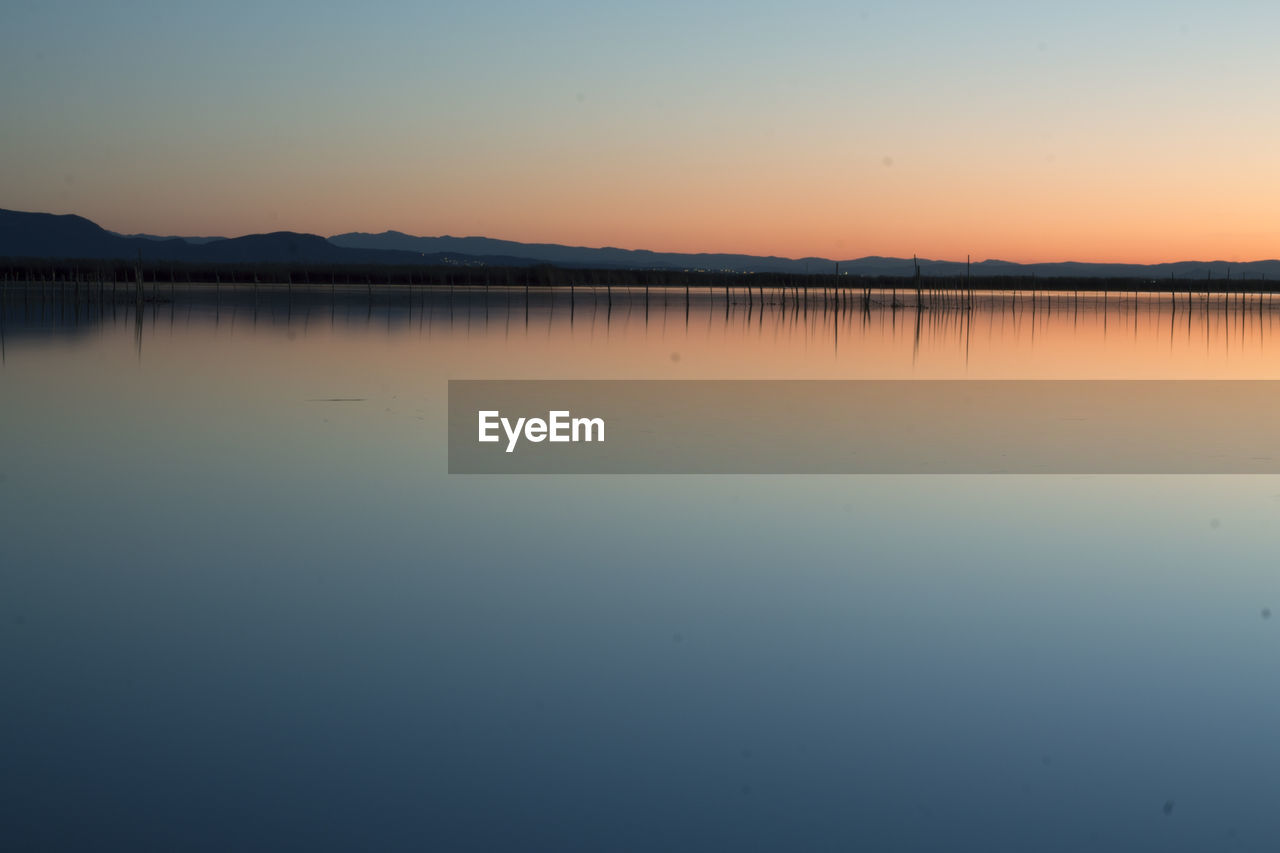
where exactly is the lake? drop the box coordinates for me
[3,285,1279,850]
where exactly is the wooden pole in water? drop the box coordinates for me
[913,254,921,311]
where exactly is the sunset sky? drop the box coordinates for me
[3,0,1278,263]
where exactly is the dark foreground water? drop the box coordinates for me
[3,286,1280,850]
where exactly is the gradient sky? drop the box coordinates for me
[3,0,1278,262]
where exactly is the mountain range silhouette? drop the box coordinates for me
[3,208,1277,280]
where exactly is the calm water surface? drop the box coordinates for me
[3,286,1280,850]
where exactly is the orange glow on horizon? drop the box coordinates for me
[31,104,1280,267]
[70,157,1280,267]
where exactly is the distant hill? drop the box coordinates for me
[845,256,1280,281]
[6,209,1280,279]
[329,231,832,274]
[330,230,1280,280]
[0,209,519,267]
[0,210,173,259]
[114,232,227,245]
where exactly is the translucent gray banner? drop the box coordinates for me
[448,380,1280,474]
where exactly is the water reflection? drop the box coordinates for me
[5,282,1280,851]
[6,283,1280,379]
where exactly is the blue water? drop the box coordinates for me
[3,289,1279,850]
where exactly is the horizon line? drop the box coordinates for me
[9,206,1280,269]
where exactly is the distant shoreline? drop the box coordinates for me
[0,258,1274,295]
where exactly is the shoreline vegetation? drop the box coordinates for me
[0,258,1277,298]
